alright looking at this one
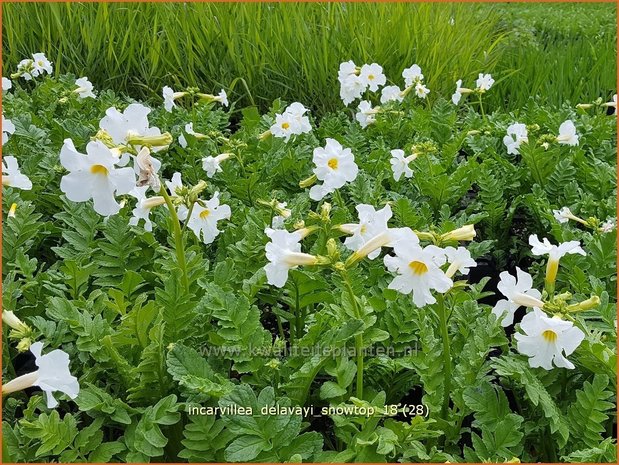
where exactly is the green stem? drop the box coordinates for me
[437,294,452,420]
[478,93,485,120]
[160,185,190,294]
[341,272,364,399]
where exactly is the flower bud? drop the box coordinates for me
[8,203,17,218]
[127,132,173,148]
[567,295,601,312]
[299,174,317,188]
[440,225,476,242]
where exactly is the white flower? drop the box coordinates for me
[557,120,579,146]
[338,60,357,80]
[178,122,209,148]
[389,149,415,181]
[380,85,403,104]
[529,234,585,286]
[529,234,586,261]
[2,156,32,190]
[475,73,494,92]
[492,267,544,326]
[1,342,79,408]
[164,172,189,220]
[503,123,528,155]
[451,79,463,105]
[384,241,452,308]
[99,103,167,151]
[359,63,386,92]
[414,82,430,99]
[202,153,231,178]
[17,59,34,81]
[600,218,616,233]
[402,64,424,88]
[59,139,136,216]
[2,77,12,91]
[355,100,378,128]
[264,228,317,288]
[308,138,358,201]
[270,112,297,142]
[285,102,312,134]
[31,53,53,77]
[2,114,15,145]
[271,202,291,229]
[162,86,178,112]
[74,77,96,99]
[553,206,575,224]
[444,246,477,278]
[340,74,366,106]
[128,186,165,232]
[215,89,229,107]
[185,192,231,244]
[515,308,585,370]
[341,204,392,260]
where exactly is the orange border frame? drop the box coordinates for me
[0,1,617,464]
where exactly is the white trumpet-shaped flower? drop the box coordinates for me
[451,79,465,105]
[529,234,585,286]
[355,100,378,128]
[359,63,386,92]
[557,120,579,146]
[503,123,528,155]
[164,172,188,220]
[492,267,544,326]
[31,53,53,77]
[2,156,32,190]
[475,73,494,92]
[444,246,477,278]
[553,206,573,223]
[414,82,430,99]
[384,240,452,308]
[202,153,232,178]
[3,77,12,91]
[185,192,231,244]
[271,202,291,229]
[162,86,181,112]
[3,114,15,145]
[74,77,96,99]
[309,138,358,201]
[341,204,392,260]
[270,102,312,141]
[264,228,318,287]
[128,186,165,232]
[380,85,403,104]
[402,64,424,88]
[1,342,79,408]
[215,89,229,107]
[515,308,585,370]
[389,149,415,181]
[59,139,135,216]
[99,103,168,151]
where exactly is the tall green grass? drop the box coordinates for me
[2,2,506,113]
[488,2,617,108]
[2,2,616,113]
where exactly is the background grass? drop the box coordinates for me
[2,2,616,114]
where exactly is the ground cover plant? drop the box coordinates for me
[1,4,618,464]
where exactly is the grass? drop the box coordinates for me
[2,2,616,113]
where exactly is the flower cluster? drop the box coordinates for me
[493,233,590,370]
[13,52,53,81]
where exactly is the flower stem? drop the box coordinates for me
[340,271,364,399]
[478,93,485,120]
[437,294,452,420]
[160,185,190,294]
